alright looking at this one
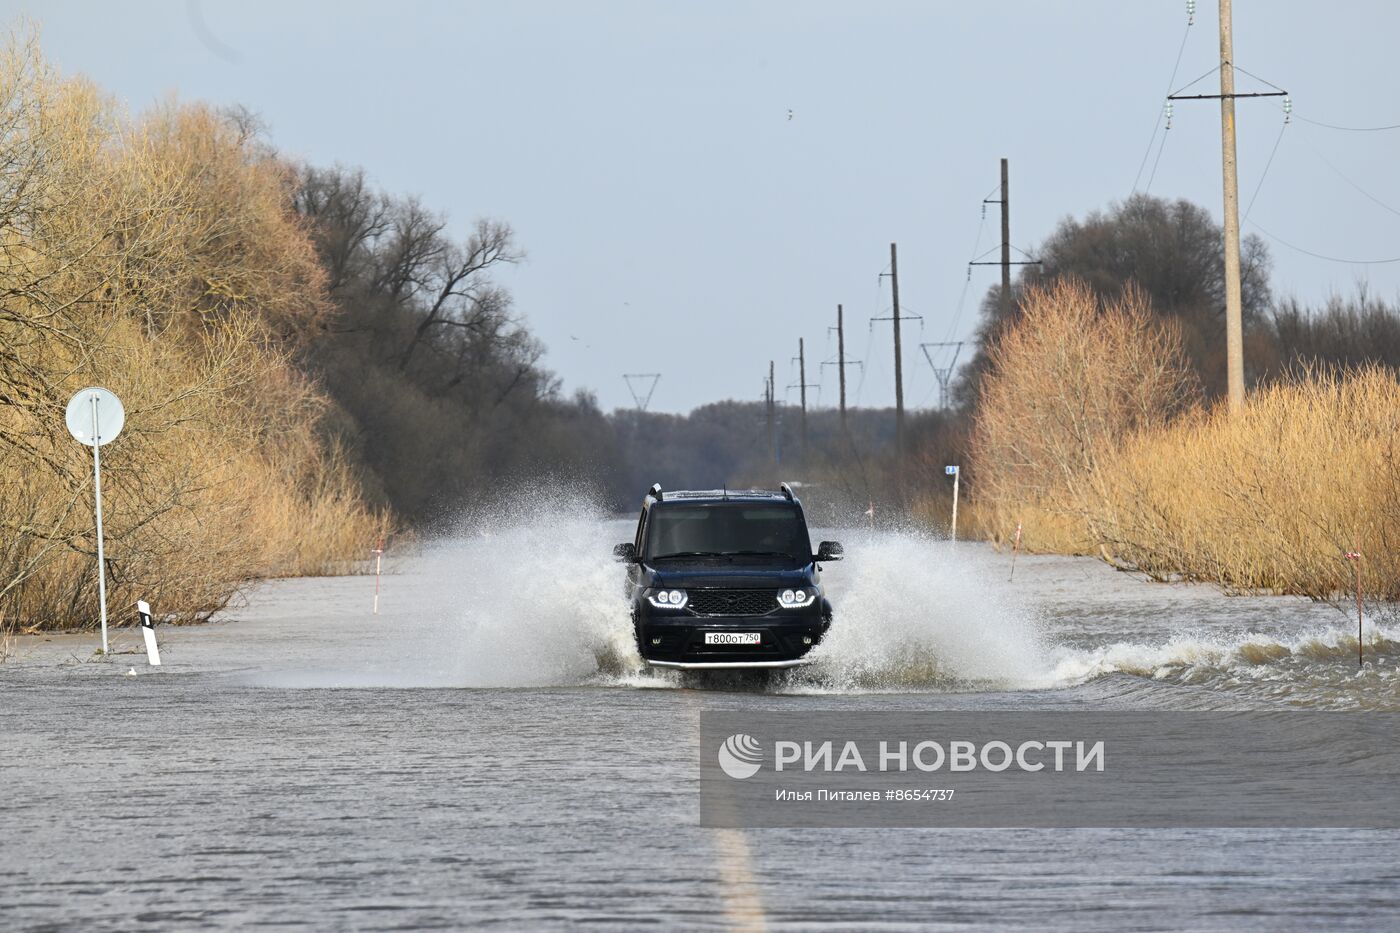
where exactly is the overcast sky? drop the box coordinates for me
[12,1,1400,412]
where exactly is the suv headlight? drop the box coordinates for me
[778,588,817,609]
[646,588,689,609]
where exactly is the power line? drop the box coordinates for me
[1246,219,1400,265]
[1132,6,1195,194]
[1239,104,1400,261]
[1143,117,1172,193]
[942,199,991,344]
[1297,132,1400,218]
[1292,112,1400,133]
[1242,119,1288,221]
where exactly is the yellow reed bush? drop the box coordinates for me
[0,32,390,632]
[970,278,1199,553]
[1087,368,1400,600]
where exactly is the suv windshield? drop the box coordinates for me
[644,504,811,562]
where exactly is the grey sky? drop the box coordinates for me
[12,1,1400,412]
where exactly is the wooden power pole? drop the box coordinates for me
[1219,0,1245,413]
[766,359,775,465]
[837,304,847,432]
[1000,158,1011,319]
[974,159,1039,311]
[824,304,859,437]
[890,242,904,461]
[798,337,808,457]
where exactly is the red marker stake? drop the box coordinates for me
[1345,549,1363,667]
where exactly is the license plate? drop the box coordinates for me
[705,632,761,645]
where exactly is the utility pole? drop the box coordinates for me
[798,338,808,456]
[817,303,862,437]
[1166,3,1286,413]
[823,304,861,437]
[766,360,775,465]
[836,305,847,432]
[873,246,921,482]
[890,243,904,460]
[974,159,1040,305]
[1218,0,1245,413]
[999,158,1011,319]
[788,340,819,463]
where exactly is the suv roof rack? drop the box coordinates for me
[647,483,663,502]
[780,482,795,502]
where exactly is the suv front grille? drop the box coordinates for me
[688,589,777,616]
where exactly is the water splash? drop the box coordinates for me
[381,501,1399,707]
[1044,621,1400,708]
[431,494,644,688]
[790,530,1053,692]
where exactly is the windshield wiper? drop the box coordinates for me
[649,551,726,560]
[719,550,793,559]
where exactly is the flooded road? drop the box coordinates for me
[4,514,1400,930]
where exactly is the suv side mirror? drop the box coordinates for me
[815,541,843,562]
[613,542,638,563]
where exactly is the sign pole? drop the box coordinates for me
[66,387,124,657]
[90,395,109,655]
[945,465,960,542]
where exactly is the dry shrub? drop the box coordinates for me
[0,31,389,633]
[1089,367,1400,600]
[969,278,1199,552]
[967,270,1400,603]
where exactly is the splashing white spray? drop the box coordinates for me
[793,531,1054,691]
[421,495,642,687]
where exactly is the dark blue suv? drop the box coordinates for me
[613,483,843,670]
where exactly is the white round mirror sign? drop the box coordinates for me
[65,387,125,447]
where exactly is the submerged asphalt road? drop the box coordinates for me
[4,523,1400,930]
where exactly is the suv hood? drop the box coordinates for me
[645,564,815,589]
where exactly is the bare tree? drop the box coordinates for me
[397,219,520,371]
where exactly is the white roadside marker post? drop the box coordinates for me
[945,465,960,542]
[137,599,161,666]
[64,387,125,656]
[372,537,384,615]
[1009,522,1023,582]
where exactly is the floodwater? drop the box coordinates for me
[4,508,1400,930]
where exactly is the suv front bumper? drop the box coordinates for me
[636,608,829,669]
[648,657,813,670]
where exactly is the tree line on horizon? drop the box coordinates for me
[6,23,1400,633]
